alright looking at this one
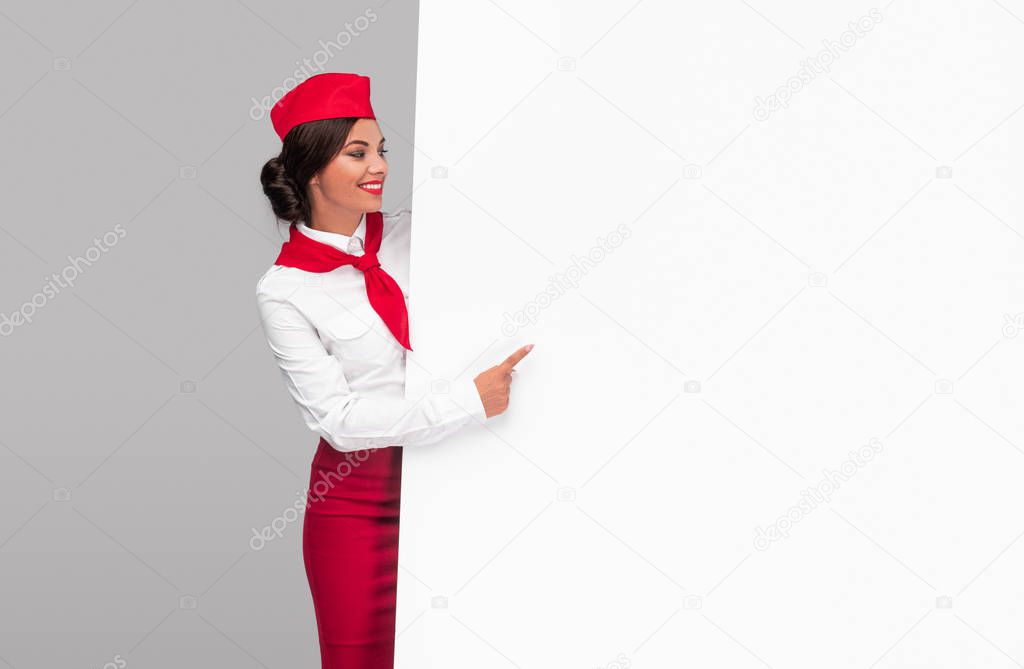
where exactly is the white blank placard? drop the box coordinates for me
[398,2,1024,667]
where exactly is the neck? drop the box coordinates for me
[308,201,365,236]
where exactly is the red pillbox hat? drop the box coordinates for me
[270,72,376,141]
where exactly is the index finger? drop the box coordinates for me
[501,344,533,370]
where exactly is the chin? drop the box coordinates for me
[352,193,381,208]
[345,200,377,213]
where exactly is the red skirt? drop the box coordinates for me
[303,437,403,668]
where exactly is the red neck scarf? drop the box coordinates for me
[274,211,412,351]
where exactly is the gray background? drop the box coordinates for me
[0,1,419,666]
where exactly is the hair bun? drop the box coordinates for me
[260,156,305,224]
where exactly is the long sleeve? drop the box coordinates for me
[256,286,487,452]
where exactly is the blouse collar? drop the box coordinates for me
[296,213,366,254]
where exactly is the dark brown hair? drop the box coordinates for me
[260,117,358,225]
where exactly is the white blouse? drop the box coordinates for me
[255,208,487,452]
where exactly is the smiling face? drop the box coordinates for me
[308,118,388,217]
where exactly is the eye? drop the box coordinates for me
[348,149,388,158]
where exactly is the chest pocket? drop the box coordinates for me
[322,301,393,361]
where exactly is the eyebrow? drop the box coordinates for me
[343,138,386,148]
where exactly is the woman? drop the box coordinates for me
[255,72,532,668]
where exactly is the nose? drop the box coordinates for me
[368,154,387,177]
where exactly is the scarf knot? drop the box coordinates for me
[353,252,380,273]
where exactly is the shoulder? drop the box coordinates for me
[256,264,305,303]
[381,208,411,239]
[384,207,411,221]
[255,265,317,330]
